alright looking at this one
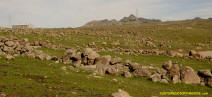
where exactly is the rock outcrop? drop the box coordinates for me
[0,36,54,61]
[82,14,161,27]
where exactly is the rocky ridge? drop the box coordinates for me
[83,14,161,27]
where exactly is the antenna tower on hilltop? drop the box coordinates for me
[135,9,139,17]
[8,14,12,28]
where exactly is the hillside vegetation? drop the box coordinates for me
[0,18,212,97]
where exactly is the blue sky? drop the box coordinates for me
[0,0,212,28]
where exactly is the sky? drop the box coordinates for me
[0,0,212,28]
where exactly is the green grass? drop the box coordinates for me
[1,19,212,51]
[36,47,65,57]
[0,55,212,97]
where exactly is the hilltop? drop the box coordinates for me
[83,14,161,27]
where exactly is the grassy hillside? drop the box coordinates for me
[0,19,212,97]
[0,55,212,97]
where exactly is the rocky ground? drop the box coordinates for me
[0,18,212,97]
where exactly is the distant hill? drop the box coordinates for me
[82,14,161,27]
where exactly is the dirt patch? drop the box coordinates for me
[22,74,48,83]
[0,64,9,67]
[199,51,212,57]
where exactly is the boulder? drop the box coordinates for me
[160,79,169,84]
[150,73,161,82]
[206,78,212,87]
[172,75,181,84]
[71,52,82,61]
[110,57,122,65]
[95,64,119,76]
[126,62,140,72]
[5,55,14,60]
[169,64,180,76]
[145,41,155,47]
[123,71,132,78]
[62,49,76,62]
[87,59,95,65]
[105,65,118,76]
[96,64,110,75]
[44,55,51,60]
[51,56,59,61]
[95,55,111,65]
[162,60,172,70]
[35,54,46,60]
[111,89,132,97]
[198,70,212,77]
[4,41,15,47]
[180,66,200,84]
[133,67,151,77]
[156,68,167,76]
[114,63,126,73]
[72,60,82,67]
[189,50,197,56]
[2,46,14,53]
[82,48,100,65]
[83,48,99,60]
[161,75,169,81]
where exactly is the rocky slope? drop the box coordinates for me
[83,14,161,27]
